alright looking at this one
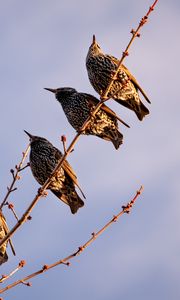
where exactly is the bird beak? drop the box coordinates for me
[24,130,33,139]
[92,34,96,45]
[44,88,57,93]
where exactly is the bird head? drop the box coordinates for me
[24,130,47,145]
[44,87,77,102]
[24,130,36,142]
[88,35,103,55]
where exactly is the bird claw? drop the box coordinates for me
[77,129,85,135]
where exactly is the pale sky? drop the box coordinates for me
[0,1,180,299]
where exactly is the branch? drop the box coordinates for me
[0,145,30,210]
[0,186,143,294]
[0,260,26,284]
[101,0,159,101]
[7,203,19,222]
[61,135,67,154]
[0,0,158,250]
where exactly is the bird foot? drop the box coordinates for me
[77,129,85,135]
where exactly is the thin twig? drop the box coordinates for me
[19,163,30,172]
[100,0,159,102]
[0,145,30,210]
[7,203,19,222]
[0,186,143,294]
[61,135,67,154]
[0,0,158,250]
[0,260,26,284]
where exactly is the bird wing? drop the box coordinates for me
[54,148,77,183]
[82,93,130,128]
[54,148,86,199]
[121,64,151,104]
[0,211,16,256]
[62,160,86,199]
[109,55,151,104]
[83,93,117,116]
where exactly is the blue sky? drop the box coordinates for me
[0,0,180,299]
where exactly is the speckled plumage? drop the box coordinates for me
[0,211,16,265]
[24,131,85,214]
[45,87,123,150]
[86,35,150,121]
[0,211,8,265]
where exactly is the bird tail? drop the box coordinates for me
[135,101,149,121]
[51,190,84,214]
[111,130,123,150]
[102,127,123,150]
[0,251,8,266]
[114,98,149,121]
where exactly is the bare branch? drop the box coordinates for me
[100,0,158,102]
[0,187,143,294]
[7,203,19,222]
[18,163,30,172]
[0,145,30,210]
[0,260,26,284]
[61,135,67,154]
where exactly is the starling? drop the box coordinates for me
[44,87,125,150]
[0,210,16,265]
[86,35,151,121]
[24,131,85,214]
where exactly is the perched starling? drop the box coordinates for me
[0,210,16,265]
[86,35,151,121]
[44,87,125,150]
[24,131,85,214]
